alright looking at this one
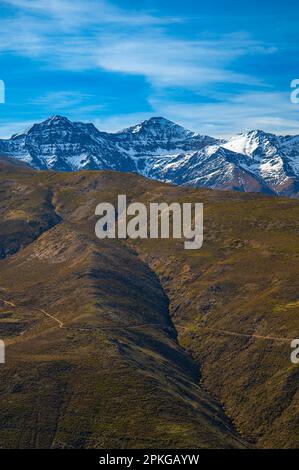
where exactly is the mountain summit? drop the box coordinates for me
[1,116,298,197]
[118,116,194,141]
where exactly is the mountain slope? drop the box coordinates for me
[145,145,273,194]
[0,158,247,449]
[0,116,135,172]
[0,158,298,448]
[223,130,299,197]
[1,115,299,197]
[132,193,299,448]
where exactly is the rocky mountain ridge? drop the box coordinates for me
[1,115,299,197]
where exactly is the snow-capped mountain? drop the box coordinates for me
[0,115,136,172]
[1,115,299,197]
[222,130,299,196]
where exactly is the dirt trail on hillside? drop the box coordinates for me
[0,297,295,343]
[177,324,294,343]
[0,298,64,329]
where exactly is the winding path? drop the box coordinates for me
[0,298,64,329]
[0,297,295,342]
[177,324,294,343]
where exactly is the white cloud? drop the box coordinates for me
[95,33,265,90]
[1,0,296,136]
[148,91,299,137]
[1,0,273,86]
[33,91,92,107]
[3,0,176,27]
[0,120,36,139]
[2,91,299,139]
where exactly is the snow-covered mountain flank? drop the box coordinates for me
[1,115,299,197]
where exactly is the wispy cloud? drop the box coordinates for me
[3,0,177,27]
[148,91,299,137]
[1,0,296,136]
[2,91,299,139]
[0,119,36,139]
[33,91,91,107]
[95,32,268,90]
[32,91,105,114]
[0,0,183,73]
[1,0,273,84]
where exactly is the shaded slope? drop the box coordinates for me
[0,158,61,258]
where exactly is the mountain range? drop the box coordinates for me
[1,115,299,197]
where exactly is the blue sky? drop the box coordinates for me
[0,0,298,137]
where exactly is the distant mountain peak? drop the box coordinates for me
[247,129,268,136]
[146,116,171,123]
[118,116,194,141]
[143,116,181,127]
[43,115,72,126]
[246,129,278,141]
[25,115,75,135]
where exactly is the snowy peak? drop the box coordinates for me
[118,116,194,141]
[221,129,299,193]
[43,115,72,126]
[31,115,75,131]
[223,130,279,159]
[25,115,102,139]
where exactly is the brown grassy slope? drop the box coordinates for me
[131,189,299,448]
[54,165,299,448]
[0,158,298,448]
[0,158,60,258]
[0,160,245,449]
